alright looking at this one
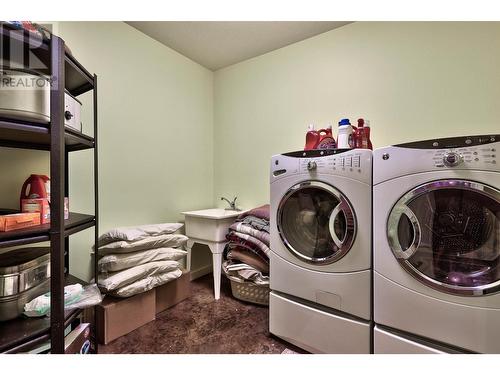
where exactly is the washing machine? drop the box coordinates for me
[373,134,500,354]
[269,148,372,354]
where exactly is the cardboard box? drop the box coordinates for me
[155,270,191,314]
[0,212,40,231]
[96,289,156,345]
[21,198,51,224]
[96,270,191,345]
[21,197,69,224]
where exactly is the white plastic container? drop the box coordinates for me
[337,118,354,148]
[64,92,82,132]
[0,67,82,131]
[0,67,50,123]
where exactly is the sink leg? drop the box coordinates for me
[186,239,195,272]
[212,252,223,300]
[209,242,226,300]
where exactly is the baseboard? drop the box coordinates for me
[190,264,212,281]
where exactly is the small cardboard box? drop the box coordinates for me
[96,289,156,345]
[21,197,69,224]
[21,198,51,224]
[155,270,191,314]
[0,212,40,231]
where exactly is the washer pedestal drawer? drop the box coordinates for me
[269,291,371,354]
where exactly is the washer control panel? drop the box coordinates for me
[271,148,372,185]
[298,152,366,174]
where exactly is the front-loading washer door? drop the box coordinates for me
[387,179,500,296]
[277,180,356,265]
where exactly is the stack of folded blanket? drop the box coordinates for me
[95,223,189,298]
[223,205,270,286]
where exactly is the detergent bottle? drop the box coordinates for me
[20,174,52,224]
[304,124,320,150]
[355,118,373,150]
[20,175,50,202]
[337,118,354,148]
[316,124,337,149]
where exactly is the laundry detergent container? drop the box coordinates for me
[0,247,51,321]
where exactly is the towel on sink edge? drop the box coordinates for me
[237,204,270,221]
[236,216,270,233]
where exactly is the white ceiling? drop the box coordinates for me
[126,21,351,71]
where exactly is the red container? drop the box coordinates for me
[20,174,50,209]
[304,125,337,150]
[354,118,373,150]
[316,127,337,149]
[304,125,320,150]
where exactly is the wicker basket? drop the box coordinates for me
[224,273,269,306]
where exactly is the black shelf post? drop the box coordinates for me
[49,35,66,354]
[93,74,99,354]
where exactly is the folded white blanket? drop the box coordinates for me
[96,223,184,247]
[98,247,187,272]
[98,260,180,292]
[97,233,188,256]
[109,269,183,298]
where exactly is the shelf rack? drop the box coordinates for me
[0,24,99,353]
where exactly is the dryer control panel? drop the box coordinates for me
[373,134,500,185]
[271,148,372,185]
[431,145,496,168]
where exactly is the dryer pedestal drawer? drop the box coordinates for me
[374,325,448,354]
[269,292,371,354]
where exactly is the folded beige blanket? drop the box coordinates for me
[98,247,187,272]
[109,269,183,298]
[96,223,184,247]
[97,233,188,256]
[98,260,180,292]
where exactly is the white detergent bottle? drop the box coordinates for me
[337,118,353,148]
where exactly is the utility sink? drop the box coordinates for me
[181,208,244,242]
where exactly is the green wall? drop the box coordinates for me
[2,21,499,280]
[213,22,500,208]
[0,22,214,280]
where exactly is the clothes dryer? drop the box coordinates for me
[373,134,500,353]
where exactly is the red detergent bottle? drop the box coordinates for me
[304,124,320,150]
[20,175,50,202]
[316,125,337,149]
[355,118,373,150]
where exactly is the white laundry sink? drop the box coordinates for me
[181,208,243,242]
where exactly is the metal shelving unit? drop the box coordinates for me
[0,25,98,354]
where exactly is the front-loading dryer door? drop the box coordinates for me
[277,180,356,265]
[387,179,500,296]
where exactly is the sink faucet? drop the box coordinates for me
[221,196,239,211]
